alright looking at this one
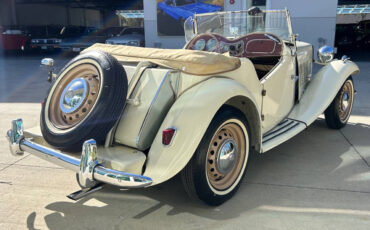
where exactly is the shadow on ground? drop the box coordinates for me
[25,119,370,230]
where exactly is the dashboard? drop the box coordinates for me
[185,33,283,58]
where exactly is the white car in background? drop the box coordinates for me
[105,27,145,47]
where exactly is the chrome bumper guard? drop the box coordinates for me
[6,119,152,189]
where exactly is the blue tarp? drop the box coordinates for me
[158,2,222,21]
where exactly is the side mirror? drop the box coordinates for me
[317,45,334,64]
[41,58,56,82]
[41,58,54,67]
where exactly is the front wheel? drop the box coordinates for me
[324,78,354,129]
[181,107,250,206]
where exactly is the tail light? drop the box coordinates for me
[162,128,176,145]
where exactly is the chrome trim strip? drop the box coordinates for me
[135,70,176,146]
[6,119,152,188]
[263,120,295,140]
[194,14,198,35]
[262,123,306,153]
[127,61,155,100]
[22,140,80,172]
[263,119,292,137]
[263,122,299,143]
[284,8,295,43]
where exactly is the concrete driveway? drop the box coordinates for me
[0,52,369,230]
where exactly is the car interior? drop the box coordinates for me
[185,32,283,79]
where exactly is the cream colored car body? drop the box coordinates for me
[107,42,359,185]
[16,10,360,188]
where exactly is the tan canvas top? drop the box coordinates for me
[82,43,241,76]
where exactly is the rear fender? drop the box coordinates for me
[144,77,261,185]
[288,60,359,125]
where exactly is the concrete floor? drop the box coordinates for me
[0,52,370,230]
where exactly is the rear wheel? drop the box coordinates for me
[181,107,250,206]
[41,51,128,150]
[324,78,354,129]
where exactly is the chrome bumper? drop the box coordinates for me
[6,119,152,189]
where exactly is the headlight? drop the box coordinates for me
[127,41,139,46]
[317,45,334,63]
[31,40,38,44]
[55,39,62,43]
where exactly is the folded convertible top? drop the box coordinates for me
[82,43,241,76]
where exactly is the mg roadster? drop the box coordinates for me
[7,9,359,205]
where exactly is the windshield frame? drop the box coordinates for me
[187,9,294,43]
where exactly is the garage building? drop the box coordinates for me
[0,0,369,52]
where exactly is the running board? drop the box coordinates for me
[261,119,306,153]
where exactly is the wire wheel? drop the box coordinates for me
[206,122,246,191]
[48,64,101,129]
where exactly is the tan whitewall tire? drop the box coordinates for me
[181,106,250,205]
[40,51,128,150]
[325,78,354,129]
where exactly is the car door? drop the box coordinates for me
[260,45,296,133]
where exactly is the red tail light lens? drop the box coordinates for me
[162,128,176,145]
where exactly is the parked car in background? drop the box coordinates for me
[355,20,370,49]
[335,24,357,50]
[0,26,30,52]
[59,26,124,52]
[105,27,144,46]
[29,25,63,52]
[103,26,126,38]
[335,20,370,51]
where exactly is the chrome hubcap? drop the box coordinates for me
[338,80,354,123]
[59,78,88,113]
[216,139,238,175]
[206,122,246,191]
[342,92,349,111]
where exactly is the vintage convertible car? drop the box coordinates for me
[6,9,359,205]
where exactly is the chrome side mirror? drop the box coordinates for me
[41,58,56,82]
[41,58,54,67]
[317,45,334,64]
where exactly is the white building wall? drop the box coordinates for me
[267,0,338,51]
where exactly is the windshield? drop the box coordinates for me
[185,10,292,42]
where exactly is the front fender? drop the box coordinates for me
[144,77,260,185]
[288,60,359,125]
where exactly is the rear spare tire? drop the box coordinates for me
[41,50,127,150]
